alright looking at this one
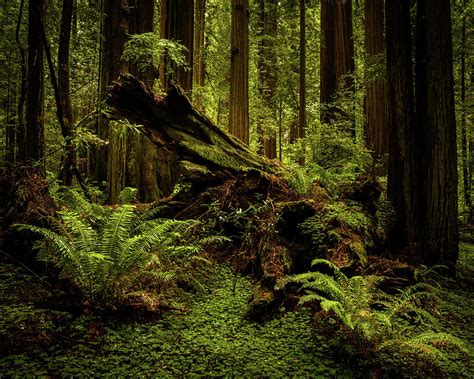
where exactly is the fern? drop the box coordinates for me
[279,259,466,374]
[16,203,204,308]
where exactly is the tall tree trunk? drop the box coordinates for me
[335,0,354,90]
[364,0,388,174]
[298,0,306,165]
[257,0,277,159]
[335,0,355,135]
[15,0,27,163]
[194,0,206,109]
[58,0,76,186]
[101,0,129,204]
[158,0,195,196]
[460,0,471,222]
[97,0,129,189]
[386,0,418,252]
[229,0,249,145]
[24,0,45,167]
[415,0,458,268]
[320,0,354,133]
[160,0,194,95]
[320,0,336,123]
[5,48,16,165]
[128,0,160,202]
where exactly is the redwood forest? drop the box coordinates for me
[0,0,473,377]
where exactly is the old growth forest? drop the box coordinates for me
[0,0,473,377]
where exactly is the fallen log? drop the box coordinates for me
[106,74,279,191]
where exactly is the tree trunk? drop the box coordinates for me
[415,0,458,268]
[96,0,128,188]
[98,0,129,204]
[128,0,160,202]
[24,0,45,167]
[335,0,354,90]
[460,0,472,222]
[364,0,388,174]
[58,0,76,186]
[193,0,206,110]
[229,0,249,145]
[257,0,277,159]
[107,75,274,186]
[298,0,306,166]
[15,0,27,164]
[386,0,418,252]
[160,0,194,95]
[320,0,336,124]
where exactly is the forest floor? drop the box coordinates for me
[0,244,473,377]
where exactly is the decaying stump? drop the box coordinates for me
[106,75,389,319]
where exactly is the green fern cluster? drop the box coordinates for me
[17,202,202,309]
[298,202,372,266]
[278,259,468,373]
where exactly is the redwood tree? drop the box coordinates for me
[58,0,75,185]
[127,0,160,202]
[320,0,336,124]
[99,0,129,203]
[386,0,418,251]
[257,0,278,159]
[364,0,388,172]
[22,0,45,166]
[415,0,458,268]
[194,0,206,109]
[160,0,194,94]
[298,0,306,165]
[229,0,249,145]
[320,0,354,128]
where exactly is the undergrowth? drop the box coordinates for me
[0,264,350,377]
[278,259,471,377]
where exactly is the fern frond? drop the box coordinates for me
[310,259,347,282]
[320,300,353,329]
[100,205,136,259]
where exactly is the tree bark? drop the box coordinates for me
[364,0,388,174]
[257,0,278,159]
[15,0,26,164]
[460,0,472,222]
[386,0,418,251]
[415,0,458,268]
[24,0,45,167]
[193,0,206,110]
[107,75,274,185]
[96,0,129,193]
[160,0,194,95]
[298,0,306,166]
[58,0,76,186]
[229,0,250,145]
[335,0,354,90]
[128,0,160,202]
[99,0,129,204]
[320,0,336,124]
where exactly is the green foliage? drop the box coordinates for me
[278,259,469,375]
[298,201,372,265]
[123,33,188,78]
[0,264,350,377]
[16,198,203,308]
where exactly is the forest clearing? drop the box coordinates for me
[0,0,473,377]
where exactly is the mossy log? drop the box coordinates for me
[106,74,279,190]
